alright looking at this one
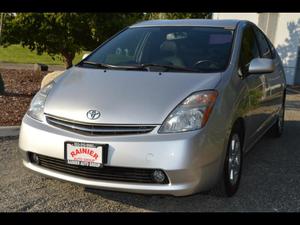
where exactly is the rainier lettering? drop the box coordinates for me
[70,148,99,160]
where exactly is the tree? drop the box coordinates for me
[87,13,144,49]
[143,12,212,20]
[1,13,211,69]
[0,13,16,45]
[2,13,144,68]
[2,13,95,68]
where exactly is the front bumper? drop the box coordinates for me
[19,114,224,196]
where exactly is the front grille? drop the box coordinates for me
[29,153,169,184]
[46,115,156,136]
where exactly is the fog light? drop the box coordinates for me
[31,153,39,164]
[152,170,166,183]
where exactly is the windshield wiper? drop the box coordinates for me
[79,61,147,70]
[79,61,197,72]
[79,61,114,69]
[133,63,198,72]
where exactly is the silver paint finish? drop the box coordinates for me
[248,58,275,74]
[130,19,240,29]
[19,19,286,196]
[44,68,221,124]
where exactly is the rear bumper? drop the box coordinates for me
[19,114,225,196]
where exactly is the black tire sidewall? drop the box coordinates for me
[273,92,286,137]
[279,94,286,133]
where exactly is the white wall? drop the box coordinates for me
[213,13,300,85]
[213,13,258,24]
[274,14,300,84]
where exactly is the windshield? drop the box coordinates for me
[79,26,234,73]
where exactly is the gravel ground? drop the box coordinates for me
[0,68,46,126]
[1,93,300,212]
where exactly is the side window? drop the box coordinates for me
[254,27,273,59]
[266,38,277,59]
[239,26,260,74]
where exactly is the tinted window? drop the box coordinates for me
[239,26,260,74]
[254,27,273,59]
[83,27,235,73]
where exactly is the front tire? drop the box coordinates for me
[213,125,243,197]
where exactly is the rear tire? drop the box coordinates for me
[212,124,243,197]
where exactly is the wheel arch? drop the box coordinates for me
[215,116,246,184]
[232,117,246,150]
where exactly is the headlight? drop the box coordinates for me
[27,81,55,121]
[159,90,218,133]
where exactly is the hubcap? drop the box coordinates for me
[228,134,241,185]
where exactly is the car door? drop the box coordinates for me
[239,25,269,146]
[253,27,285,119]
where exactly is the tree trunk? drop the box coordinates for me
[62,51,75,69]
[0,72,5,94]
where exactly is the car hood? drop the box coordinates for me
[44,67,221,124]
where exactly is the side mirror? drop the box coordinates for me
[248,58,275,74]
[82,53,90,60]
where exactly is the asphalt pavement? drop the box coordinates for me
[1,93,300,212]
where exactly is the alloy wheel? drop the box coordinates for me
[228,134,242,186]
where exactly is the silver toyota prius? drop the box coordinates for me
[19,19,286,197]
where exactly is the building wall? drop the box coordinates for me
[213,13,300,85]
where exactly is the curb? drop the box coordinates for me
[0,62,65,71]
[0,126,20,137]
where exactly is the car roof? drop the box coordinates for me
[130,19,243,29]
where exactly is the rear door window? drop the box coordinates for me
[253,27,273,59]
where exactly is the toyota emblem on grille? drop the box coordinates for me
[86,110,101,120]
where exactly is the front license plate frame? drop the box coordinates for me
[64,141,108,168]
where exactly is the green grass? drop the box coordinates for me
[0,44,89,66]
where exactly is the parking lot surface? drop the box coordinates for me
[1,93,300,212]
